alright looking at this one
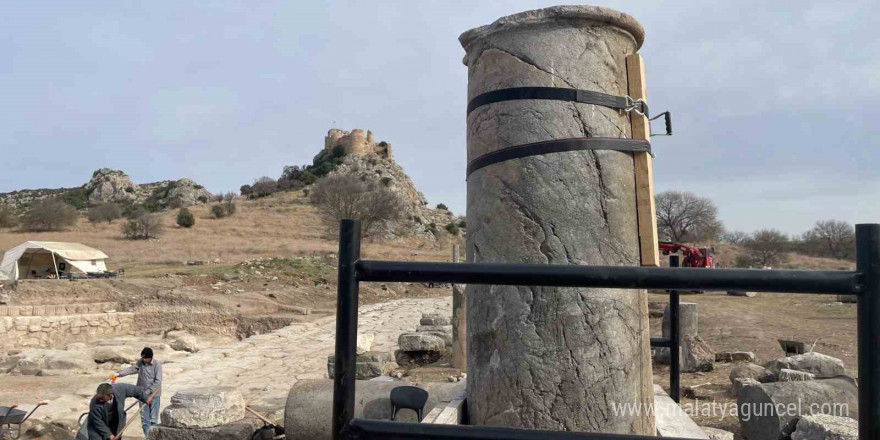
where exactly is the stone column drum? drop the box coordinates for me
[460,6,653,434]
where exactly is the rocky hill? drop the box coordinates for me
[279,128,463,239]
[0,168,211,211]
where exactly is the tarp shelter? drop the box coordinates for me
[0,242,109,280]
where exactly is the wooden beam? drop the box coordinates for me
[626,53,660,268]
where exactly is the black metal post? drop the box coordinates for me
[668,255,681,403]
[332,219,361,440]
[857,224,880,439]
[356,260,860,294]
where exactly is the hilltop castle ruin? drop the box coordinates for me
[324,129,393,160]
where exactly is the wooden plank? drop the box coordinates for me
[420,405,444,424]
[626,53,660,268]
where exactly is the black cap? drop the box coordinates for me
[141,347,153,359]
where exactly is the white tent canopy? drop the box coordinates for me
[0,242,109,280]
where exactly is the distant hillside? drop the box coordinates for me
[0,168,211,211]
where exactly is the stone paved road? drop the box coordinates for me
[40,296,452,435]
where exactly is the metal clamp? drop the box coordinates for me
[624,95,648,116]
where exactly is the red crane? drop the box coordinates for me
[658,242,714,268]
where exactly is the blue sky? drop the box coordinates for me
[1,1,878,235]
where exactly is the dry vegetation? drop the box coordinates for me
[0,191,463,276]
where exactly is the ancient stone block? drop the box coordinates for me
[738,378,858,440]
[715,351,755,362]
[19,306,33,316]
[791,413,858,440]
[8,306,19,316]
[415,325,453,347]
[45,305,56,316]
[327,351,397,380]
[167,330,199,353]
[420,313,451,326]
[682,335,714,372]
[146,418,263,440]
[160,387,246,429]
[33,305,46,316]
[730,363,775,384]
[356,332,374,355]
[731,378,759,397]
[398,333,444,352]
[766,352,847,379]
[662,302,698,339]
[777,368,816,382]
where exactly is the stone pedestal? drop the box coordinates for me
[160,387,246,429]
[662,302,698,339]
[460,5,652,434]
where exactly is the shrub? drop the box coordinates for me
[239,184,253,198]
[437,203,448,211]
[211,205,227,219]
[197,195,209,204]
[457,219,466,229]
[21,199,79,231]
[88,203,122,224]
[309,174,403,236]
[445,222,460,235]
[60,187,89,210]
[0,204,18,228]
[122,210,163,239]
[249,177,278,199]
[177,208,195,228]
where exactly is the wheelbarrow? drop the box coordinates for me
[0,401,49,440]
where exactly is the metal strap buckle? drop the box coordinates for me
[624,95,647,115]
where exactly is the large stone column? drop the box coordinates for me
[460,6,653,434]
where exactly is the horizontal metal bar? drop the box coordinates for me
[344,419,697,440]
[650,337,671,348]
[356,260,861,295]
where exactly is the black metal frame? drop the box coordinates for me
[647,255,681,403]
[332,219,879,440]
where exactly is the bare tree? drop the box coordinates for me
[655,191,724,242]
[721,230,749,246]
[88,203,122,224]
[309,174,402,235]
[21,199,79,231]
[744,229,789,267]
[122,209,164,239]
[804,220,855,260]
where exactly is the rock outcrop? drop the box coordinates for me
[330,148,461,238]
[0,168,211,211]
[85,168,140,204]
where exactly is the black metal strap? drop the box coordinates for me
[467,86,648,117]
[466,137,651,178]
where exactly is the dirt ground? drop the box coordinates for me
[650,290,856,439]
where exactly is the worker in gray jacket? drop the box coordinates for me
[87,383,149,440]
[113,347,162,435]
